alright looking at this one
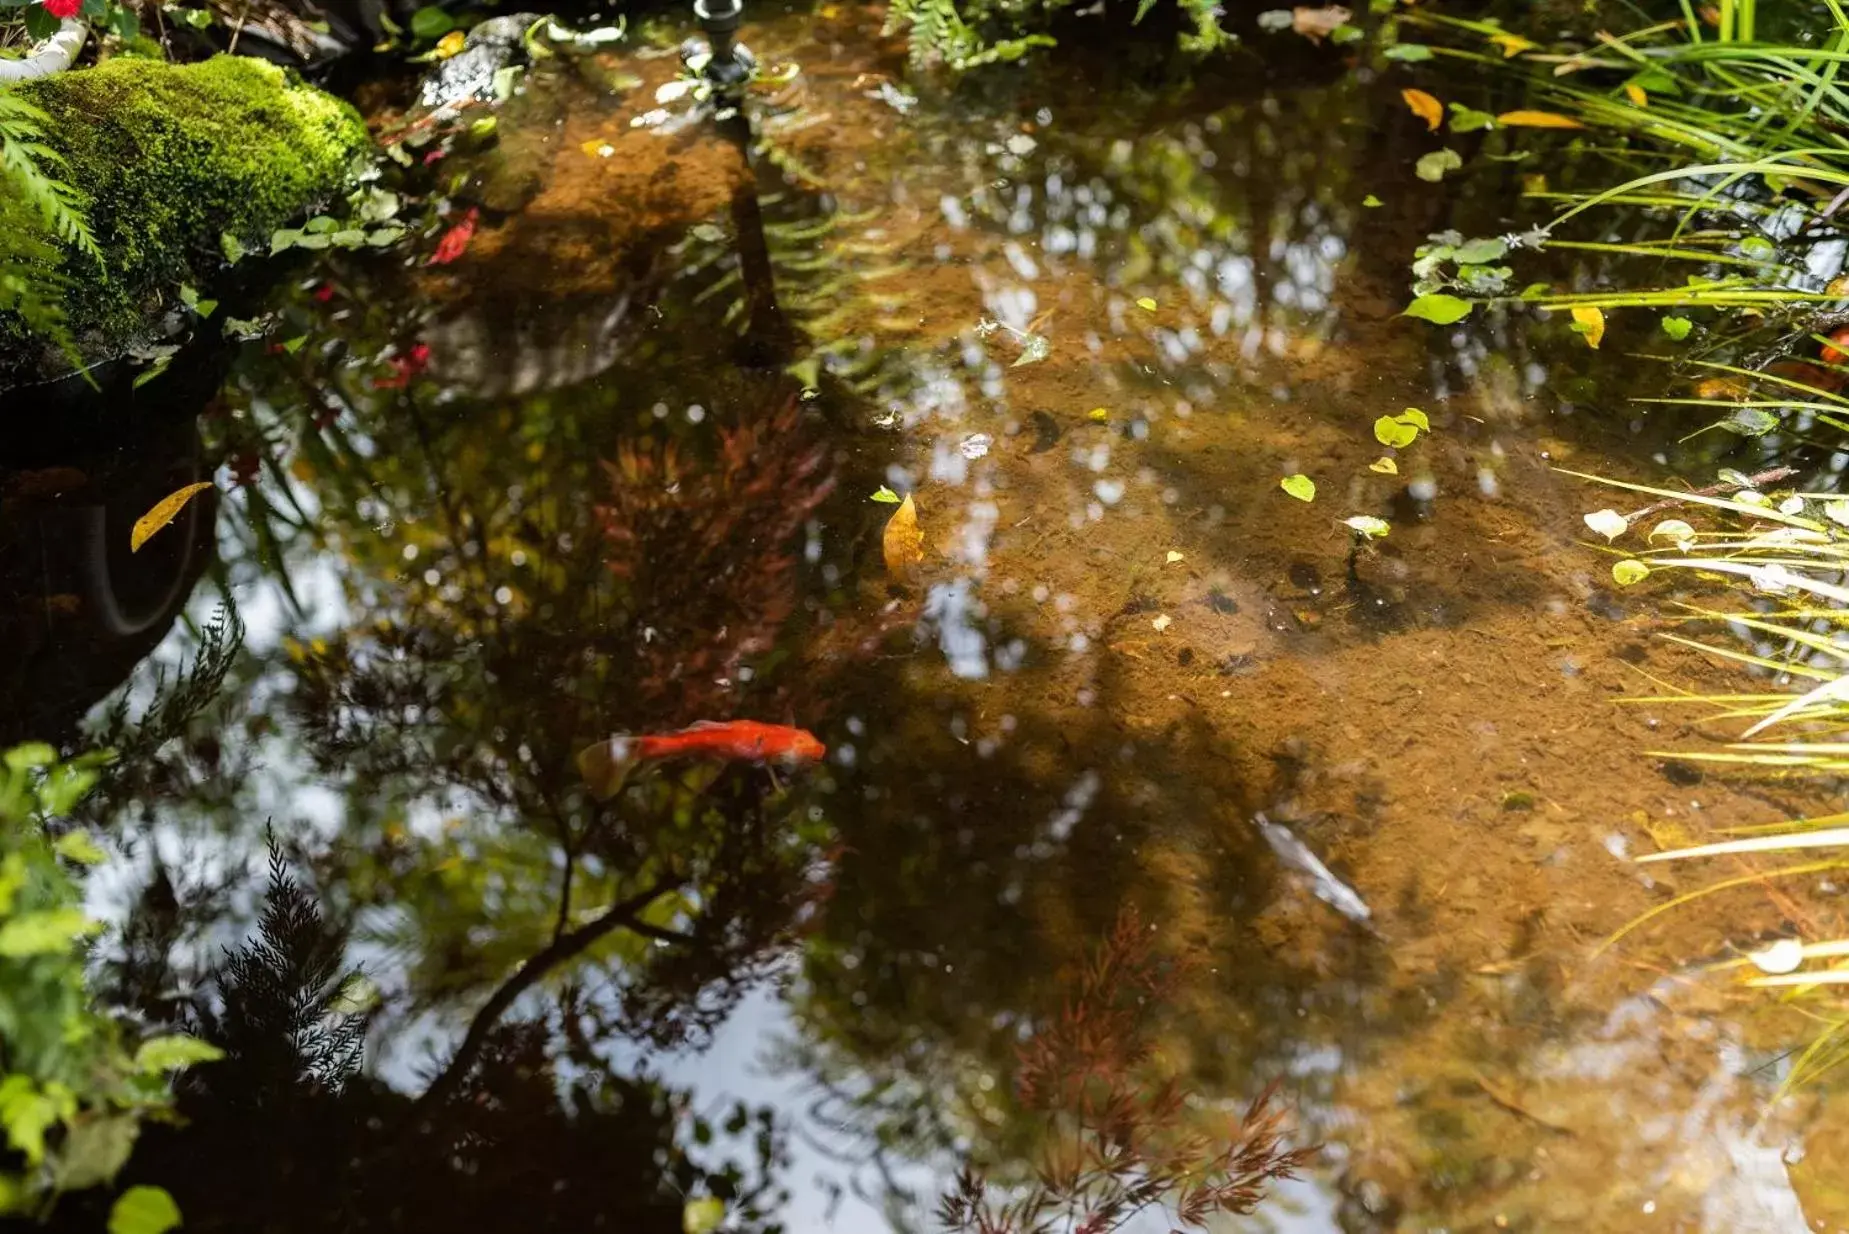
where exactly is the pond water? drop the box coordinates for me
[8,10,1849,1233]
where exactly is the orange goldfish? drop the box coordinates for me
[576,720,826,799]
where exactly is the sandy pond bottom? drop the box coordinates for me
[13,9,1849,1232]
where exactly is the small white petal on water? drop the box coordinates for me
[1751,938,1805,975]
[1151,614,1172,633]
[1583,508,1628,540]
[959,433,992,459]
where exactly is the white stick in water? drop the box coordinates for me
[1254,812,1374,927]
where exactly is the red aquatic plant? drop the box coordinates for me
[939,908,1314,1234]
[595,397,835,721]
[428,208,480,266]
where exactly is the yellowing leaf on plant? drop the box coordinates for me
[1165,550,1184,564]
[1488,31,1536,57]
[1496,110,1585,128]
[1623,83,1647,106]
[1368,456,1399,475]
[1611,559,1650,585]
[130,482,214,553]
[1135,297,1158,311]
[1583,508,1628,541]
[1569,305,1605,349]
[1343,515,1391,538]
[1401,88,1443,131]
[1280,474,1316,502]
[882,494,924,576]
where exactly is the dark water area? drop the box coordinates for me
[6,9,1849,1232]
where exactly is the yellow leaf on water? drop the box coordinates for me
[433,29,465,58]
[1496,109,1585,129]
[1401,88,1443,132]
[1135,297,1158,312]
[1570,305,1605,349]
[882,493,924,576]
[1368,456,1399,475]
[1165,550,1184,564]
[130,482,214,553]
[1623,83,1647,106]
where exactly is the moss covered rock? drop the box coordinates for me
[6,55,369,369]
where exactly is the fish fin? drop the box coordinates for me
[576,737,635,801]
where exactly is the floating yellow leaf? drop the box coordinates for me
[1368,456,1399,475]
[1151,614,1172,633]
[1135,297,1157,312]
[1488,31,1536,57]
[1280,474,1316,502]
[1401,88,1443,132]
[1165,550,1184,564]
[1088,407,1109,422]
[433,29,465,58]
[1343,515,1391,538]
[130,482,214,553]
[1623,83,1647,106]
[1570,305,1605,349]
[882,493,924,576]
[1696,377,1749,400]
[1496,110,1585,129]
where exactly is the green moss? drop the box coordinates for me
[7,55,369,356]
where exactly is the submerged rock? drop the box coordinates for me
[2,55,369,385]
[418,14,545,111]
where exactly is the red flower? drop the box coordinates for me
[40,0,80,21]
[372,342,431,389]
[312,283,336,302]
[427,208,478,266]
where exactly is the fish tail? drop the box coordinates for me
[576,736,636,801]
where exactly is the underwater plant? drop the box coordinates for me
[937,909,1313,1233]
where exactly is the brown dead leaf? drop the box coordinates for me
[882,493,923,576]
[130,481,214,552]
[1290,5,1350,41]
[1401,88,1443,132]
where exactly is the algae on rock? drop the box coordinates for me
[2,55,370,376]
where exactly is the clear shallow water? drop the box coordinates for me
[5,11,1849,1231]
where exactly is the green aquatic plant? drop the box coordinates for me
[1388,3,1849,345]
[1573,466,1849,1085]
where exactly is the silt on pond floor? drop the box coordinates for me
[6,10,1849,1233]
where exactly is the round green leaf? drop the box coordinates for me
[1660,315,1692,341]
[1403,294,1473,325]
[1612,560,1650,586]
[1343,515,1391,538]
[1280,474,1316,503]
[110,1186,181,1234]
[1373,416,1418,448]
[1415,148,1462,182]
[409,4,454,38]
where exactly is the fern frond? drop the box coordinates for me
[0,89,100,264]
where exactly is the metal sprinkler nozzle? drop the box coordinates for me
[691,0,755,97]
